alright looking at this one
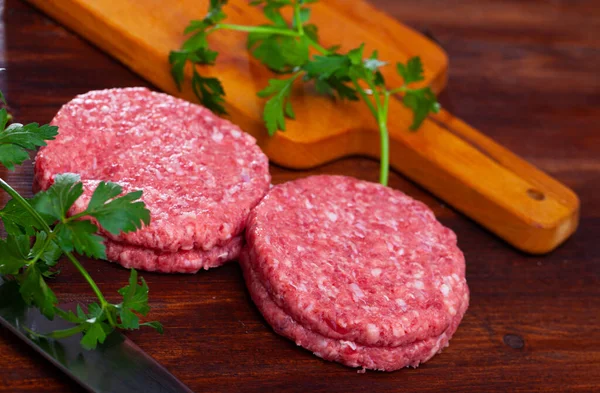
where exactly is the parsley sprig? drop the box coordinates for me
[0,89,162,349]
[170,0,440,185]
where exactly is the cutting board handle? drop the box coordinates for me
[387,107,579,254]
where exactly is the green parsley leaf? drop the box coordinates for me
[0,144,29,171]
[31,231,62,267]
[302,55,358,101]
[191,70,227,114]
[184,0,228,34]
[298,8,311,24]
[346,44,365,65]
[116,269,162,332]
[248,33,309,73]
[118,269,151,316]
[55,220,105,259]
[33,173,83,222]
[19,264,58,319]
[0,198,43,235]
[403,87,440,130]
[81,321,109,350]
[0,115,58,170]
[303,54,350,79]
[141,321,165,334]
[257,74,301,135]
[263,4,288,27]
[56,307,85,324]
[396,56,425,85]
[303,23,319,43]
[205,0,228,25]
[87,302,104,320]
[0,234,29,274]
[169,51,189,91]
[84,182,150,235]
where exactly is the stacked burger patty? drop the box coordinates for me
[35,88,469,371]
[241,176,469,371]
[35,88,270,273]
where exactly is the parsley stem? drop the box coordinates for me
[211,24,299,37]
[365,78,382,110]
[351,79,377,118]
[40,324,87,339]
[0,178,52,233]
[293,3,305,36]
[65,251,117,327]
[377,92,391,186]
[307,38,329,55]
[388,85,408,96]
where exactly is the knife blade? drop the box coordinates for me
[0,276,194,393]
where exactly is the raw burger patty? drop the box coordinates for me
[35,88,270,272]
[240,175,469,371]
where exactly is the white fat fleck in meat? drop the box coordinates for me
[440,284,450,297]
[355,222,367,232]
[317,276,328,293]
[326,212,338,222]
[386,241,394,252]
[452,273,460,281]
[304,199,313,209]
[296,245,305,252]
[392,325,404,337]
[414,281,424,290]
[230,129,241,138]
[211,129,224,142]
[349,283,365,302]
[396,298,408,311]
[365,324,380,344]
[340,340,357,351]
[371,268,382,277]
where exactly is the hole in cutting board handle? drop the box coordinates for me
[527,189,546,201]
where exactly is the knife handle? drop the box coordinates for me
[386,106,579,254]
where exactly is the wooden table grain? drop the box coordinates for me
[1,0,599,391]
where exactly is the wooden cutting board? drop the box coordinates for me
[25,0,579,254]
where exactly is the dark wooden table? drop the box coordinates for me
[1,0,599,391]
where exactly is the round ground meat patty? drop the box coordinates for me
[35,88,270,272]
[240,175,469,371]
